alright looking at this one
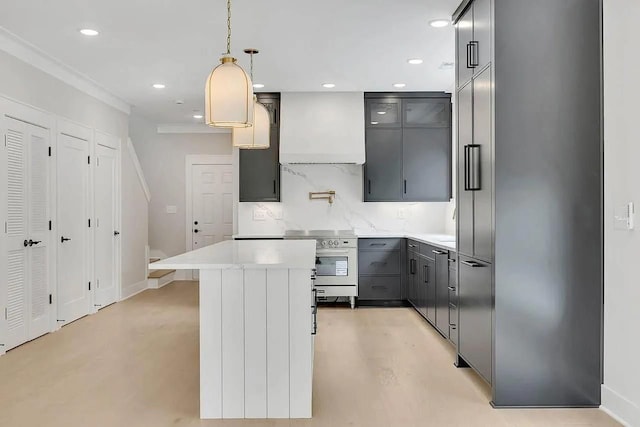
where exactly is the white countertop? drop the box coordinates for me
[150,240,316,270]
[232,231,456,251]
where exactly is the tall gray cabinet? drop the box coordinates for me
[453,0,602,407]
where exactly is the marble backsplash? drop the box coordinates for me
[237,164,452,235]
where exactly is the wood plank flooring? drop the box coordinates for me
[0,281,619,427]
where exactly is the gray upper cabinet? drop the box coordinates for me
[456,0,491,89]
[366,98,401,128]
[403,128,451,201]
[364,93,452,202]
[239,93,281,202]
[364,128,403,201]
[456,6,474,87]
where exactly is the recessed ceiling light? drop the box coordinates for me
[371,121,379,125]
[175,100,185,105]
[79,28,99,36]
[393,83,407,88]
[152,83,166,89]
[429,19,450,28]
[322,83,336,88]
[253,83,265,89]
[193,114,203,119]
[439,62,455,70]
[407,58,423,65]
[377,111,387,115]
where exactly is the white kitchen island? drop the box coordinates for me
[151,240,317,419]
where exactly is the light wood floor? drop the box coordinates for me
[0,281,619,427]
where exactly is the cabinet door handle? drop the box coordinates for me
[61,236,72,243]
[29,240,41,246]
[464,144,481,191]
[448,286,456,291]
[410,259,416,274]
[273,180,277,195]
[461,260,484,268]
[408,244,418,248]
[404,179,407,194]
[370,243,387,247]
[424,265,429,283]
[470,41,479,67]
[432,250,446,255]
[467,43,473,69]
[370,261,388,266]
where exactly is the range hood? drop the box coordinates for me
[279,92,365,164]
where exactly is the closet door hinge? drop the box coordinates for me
[49,294,52,305]
[49,220,52,231]
[48,146,52,157]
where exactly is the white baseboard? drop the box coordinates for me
[121,279,148,300]
[602,385,639,427]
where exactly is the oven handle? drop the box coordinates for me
[316,250,351,255]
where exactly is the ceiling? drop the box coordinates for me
[0,0,459,124]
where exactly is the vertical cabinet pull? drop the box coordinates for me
[464,144,481,191]
[404,179,407,194]
[424,265,429,283]
[273,180,277,195]
[470,41,479,67]
[368,179,372,194]
[410,259,416,274]
[467,43,473,69]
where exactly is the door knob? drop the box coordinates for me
[194,221,198,225]
[194,229,199,233]
[29,240,42,246]
[23,240,29,247]
[61,236,71,243]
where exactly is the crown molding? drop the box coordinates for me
[0,26,131,115]
[157,123,231,134]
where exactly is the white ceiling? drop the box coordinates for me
[0,0,459,124]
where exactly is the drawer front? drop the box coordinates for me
[449,303,458,326]
[448,254,457,271]
[407,239,420,251]
[358,250,401,275]
[420,243,447,259]
[359,238,402,250]
[359,276,402,300]
[449,324,459,346]
[448,271,458,305]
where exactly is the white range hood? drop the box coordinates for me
[279,92,365,164]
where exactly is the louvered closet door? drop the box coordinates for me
[2,117,51,350]
[3,118,29,350]
[94,143,117,309]
[57,133,89,325]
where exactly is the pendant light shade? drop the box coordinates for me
[233,96,270,149]
[205,56,254,128]
[204,0,254,128]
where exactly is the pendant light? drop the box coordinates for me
[205,0,254,128]
[233,49,271,149]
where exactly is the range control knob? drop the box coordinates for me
[333,240,339,246]
[328,240,334,246]
[321,241,327,247]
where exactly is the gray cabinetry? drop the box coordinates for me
[434,249,450,335]
[364,128,403,201]
[458,255,492,383]
[239,93,281,202]
[364,93,452,202]
[358,239,404,304]
[453,0,602,408]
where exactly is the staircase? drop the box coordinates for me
[148,258,175,289]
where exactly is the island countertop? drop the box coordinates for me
[150,240,317,270]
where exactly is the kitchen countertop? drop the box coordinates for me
[232,231,456,251]
[150,240,316,270]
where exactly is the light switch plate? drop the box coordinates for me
[166,205,177,214]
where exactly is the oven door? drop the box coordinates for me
[314,249,357,286]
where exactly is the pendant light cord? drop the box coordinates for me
[249,52,254,81]
[226,0,232,55]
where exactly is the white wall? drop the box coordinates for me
[129,114,232,257]
[0,49,147,293]
[120,143,149,295]
[602,1,640,425]
[238,164,449,235]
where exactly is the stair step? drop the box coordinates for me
[148,269,175,279]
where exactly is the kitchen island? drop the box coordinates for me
[151,240,317,419]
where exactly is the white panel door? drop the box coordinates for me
[191,164,233,279]
[26,124,51,340]
[94,144,117,309]
[1,117,51,350]
[57,133,89,325]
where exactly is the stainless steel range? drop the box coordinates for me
[284,230,358,309]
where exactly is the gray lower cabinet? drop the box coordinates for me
[434,249,450,335]
[458,255,492,384]
[358,239,404,303]
[448,254,458,346]
[239,93,281,202]
[406,241,419,308]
